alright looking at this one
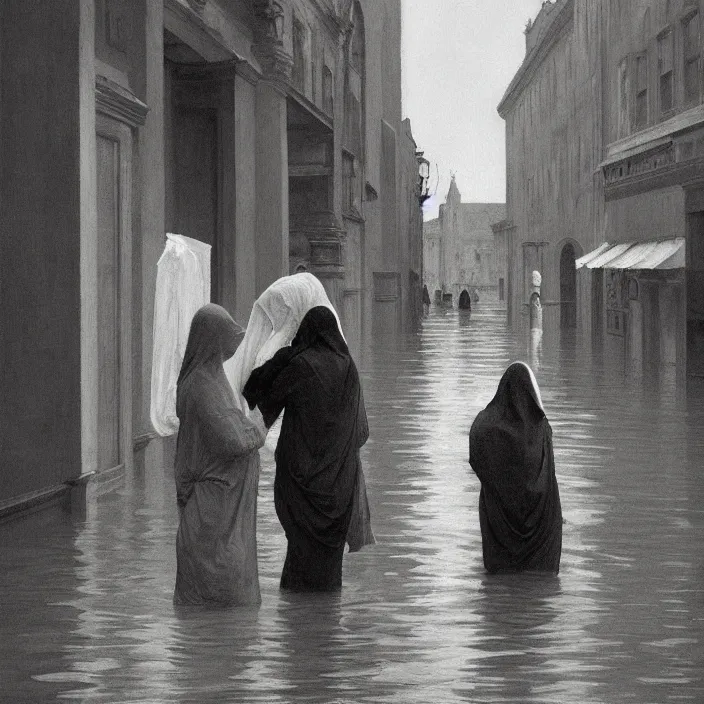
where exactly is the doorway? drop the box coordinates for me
[687,212,704,379]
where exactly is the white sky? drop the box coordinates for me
[401,0,546,220]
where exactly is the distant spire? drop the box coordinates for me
[447,174,461,204]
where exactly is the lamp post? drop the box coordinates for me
[416,152,430,206]
[253,0,285,42]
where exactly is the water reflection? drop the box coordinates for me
[2,307,704,702]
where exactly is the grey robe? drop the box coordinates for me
[174,304,265,606]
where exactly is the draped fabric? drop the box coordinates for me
[174,304,266,606]
[469,362,562,574]
[243,307,374,590]
[151,234,211,437]
[224,273,343,418]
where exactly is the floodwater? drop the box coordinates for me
[2,307,704,703]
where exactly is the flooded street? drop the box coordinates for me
[3,307,704,703]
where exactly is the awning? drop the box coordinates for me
[575,242,612,268]
[575,238,685,270]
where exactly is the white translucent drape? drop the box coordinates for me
[224,272,343,417]
[150,234,211,437]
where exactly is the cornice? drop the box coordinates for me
[497,0,574,119]
[95,75,149,126]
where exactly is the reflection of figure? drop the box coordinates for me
[472,572,562,699]
[244,307,375,592]
[469,362,562,573]
[174,304,266,606]
[274,592,345,697]
[529,328,543,369]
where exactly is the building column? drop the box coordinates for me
[0,0,94,514]
[255,80,290,294]
[135,0,166,477]
[233,66,259,323]
[251,5,293,296]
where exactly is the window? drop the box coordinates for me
[311,30,319,104]
[683,11,701,104]
[350,20,364,72]
[323,66,333,115]
[343,152,359,213]
[292,18,306,93]
[635,53,648,128]
[617,57,631,139]
[658,29,674,113]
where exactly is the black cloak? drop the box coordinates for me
[469,362,562,574]
[243,306,372,553]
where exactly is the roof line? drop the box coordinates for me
[497,0,574,119]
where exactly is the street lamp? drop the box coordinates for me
[416,151,430,206]
[254,0,285,43]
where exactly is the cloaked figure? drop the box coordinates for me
[469,362,562,574]
[173,304,266,606]
[243,306,374,592]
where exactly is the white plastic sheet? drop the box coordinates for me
[150,234,211,437]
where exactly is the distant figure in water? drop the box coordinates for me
[173,304,266,606]
[244,306,375,592]
[469,362,562,574]
[422,285,431,316]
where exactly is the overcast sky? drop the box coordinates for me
[401,0,546,220]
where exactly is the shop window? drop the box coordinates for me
[683,11,701,105]
[373,272,400,301]
[658,29,674,114]
[635,53,648,129]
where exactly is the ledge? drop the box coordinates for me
[0,484,70,522]
[603,104,704,167]
[134,432,159,452]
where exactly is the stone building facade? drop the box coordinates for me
[497,0,603,334]
[423,177,505,309]
[499,0,704,386]
[0,0,422,518]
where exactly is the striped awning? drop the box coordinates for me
[575,238,685,270]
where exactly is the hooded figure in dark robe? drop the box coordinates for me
[174,304,266,606]
[243,306,374,592]
[469,362,562,574]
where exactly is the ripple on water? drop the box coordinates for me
[2,308,704,703]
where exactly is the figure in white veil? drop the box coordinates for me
[224,273,343,423]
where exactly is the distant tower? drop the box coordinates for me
[446,174,461,207]
[440,175,462,295]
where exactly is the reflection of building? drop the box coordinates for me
[0,0,421,519]
[499,0,703,386]
[422,177,505,308]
